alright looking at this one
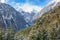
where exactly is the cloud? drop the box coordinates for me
[11,0,42,13]
[0,0,42,13]
[14,3,42,13]
[0,0,5,3]
[0,0,9,3]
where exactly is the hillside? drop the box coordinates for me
[14,2,60,40]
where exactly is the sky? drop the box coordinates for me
[0,0,59,12]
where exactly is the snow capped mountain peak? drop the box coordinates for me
[14,3,42,13]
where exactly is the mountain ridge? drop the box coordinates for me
[14,2,60,40]
[0,3,28,31]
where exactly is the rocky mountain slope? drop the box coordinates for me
[0,3,28,31]
[15,2,60,40]
[19,10,36,26]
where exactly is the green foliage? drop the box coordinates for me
[0,31,2,40]
[6,28,15,40]
[0,27,15,40]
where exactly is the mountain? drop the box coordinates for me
[0,3,28,31]
[0,3,39,40]
[15,2,60,40]
[32,1,58,21]
[16,8,40,27]
[19,10,36,26]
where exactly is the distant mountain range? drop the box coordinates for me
[0,1,60,32]
[0,1,59,31]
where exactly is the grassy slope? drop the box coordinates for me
[15,2,60,40]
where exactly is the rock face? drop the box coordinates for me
[0,3,27,31]
[15,2,60,40]
[19,10,36,26]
